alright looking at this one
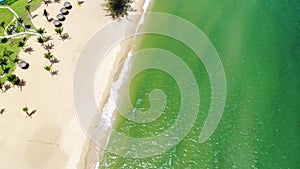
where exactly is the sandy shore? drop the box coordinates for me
[81,0,148,167]
[0,0,145,168]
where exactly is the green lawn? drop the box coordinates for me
[0,0,42,84]
[0,38,20,84]
[0,8,14,36]
[10,0,43,28]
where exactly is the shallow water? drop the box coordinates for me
[99,0,300,168]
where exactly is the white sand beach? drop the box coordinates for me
[0,0,145,168]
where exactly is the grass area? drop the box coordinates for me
[10,0,43,28]
[0,38,21,84]
[0,8,14,36]
[0,0,42,85]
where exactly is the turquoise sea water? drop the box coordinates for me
[99,0,300,168]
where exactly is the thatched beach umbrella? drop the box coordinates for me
[60,7,69,15]
[64,2,72,9]
[53,20,62,27]
[18,60,29,69]
[57,13,65,21]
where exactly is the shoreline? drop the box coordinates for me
[77,0,150,168]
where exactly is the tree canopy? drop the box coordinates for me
[104,0,133,19]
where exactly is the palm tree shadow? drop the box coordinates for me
[50,57,60,64]
[32,14,38,19]
[24,47,34,54]
[0,108,5,116]
[61,33,71,41]
[17,79,26,91]
[48,18,54,22]
[4,84,11,92]
[43,0,51,6]
[44,35,53,42]
[50,69,59,76]
[44,43,54,51]
[27,110,37,118]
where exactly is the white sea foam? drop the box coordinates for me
[92,51,133,169]
[98,0,151,136]
[135,0,152,35]
[101,51,133,127]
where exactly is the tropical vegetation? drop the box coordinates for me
[42,9,49,21]
[0,47,19,90]
[54,27,63,37]
[103,0,133,19]
[0,0,43,89]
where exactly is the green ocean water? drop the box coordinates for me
[99,0,300,168]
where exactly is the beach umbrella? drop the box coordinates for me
[53,20,62,27]
[18,60,29,69]
[77,0,84,4]
[57,13,65,21]
[60,7,69,15]
[64,2,72,9]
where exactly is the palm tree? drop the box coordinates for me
[17,41,25,49]
[6,27,12,35]
[36,28,46,35]
[6,74,20,86]
[10,56,19,64]
[17,17,24,25]
[23,106,35,118]
[0,81,4,92]
[25,5,32,18]
[0,57,8,66]
[104,0,133,19]
[37,36,45,46]
[22,107,29,114]
[44,65,52,72]
[23,108,36,118]
[2,49,15,63]
[0,21,5,29]
[3,48,14,57]
[2,65,11,74]
[43,9,50,21]
[54,27,63,37]
[44,52,54,61]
